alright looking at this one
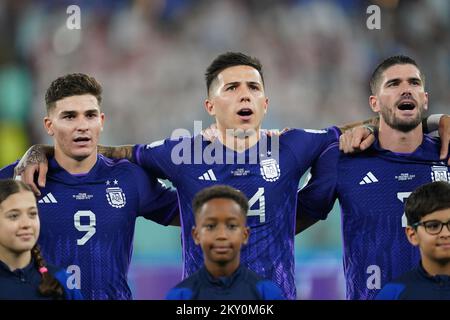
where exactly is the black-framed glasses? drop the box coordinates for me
[412,220,450,235]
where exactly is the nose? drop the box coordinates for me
[240,96,251,103]
[399,83,413,96]
[76,116,89,131]
[238,85,252,103]
[215,225,228,240]
[19,216,32,229]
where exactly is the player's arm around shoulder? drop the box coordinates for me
[296,141,339,234]
[278,127,340,165]
[124,161,179,226]
[132,136,192,179]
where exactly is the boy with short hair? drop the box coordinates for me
[376,181,450,300]
[166,185,283,300]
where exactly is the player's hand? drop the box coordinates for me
[263,128,290,137]
[438,115,450,165]
[14,145,49,196]
[339,125,375,153]
[201,123,220,142]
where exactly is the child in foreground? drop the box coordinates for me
[0,179,82,300]
[166,185,284,300]
[376,181,450,300]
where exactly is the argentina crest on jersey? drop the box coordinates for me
[260,158,280,182]
[105,180,127,208]
[431,165,450,182]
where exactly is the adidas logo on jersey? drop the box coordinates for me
[198,169,217,181]
[359,172,379,185]
[38,193,58,203]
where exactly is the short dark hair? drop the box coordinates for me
[405,181,450,226]
[205,52,264,95]
[192,185,249,218]
[45,73,102,113]
[370,55,424,94]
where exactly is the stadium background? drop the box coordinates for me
[0,0,449,299]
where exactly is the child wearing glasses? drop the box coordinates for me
[376,181,450,300]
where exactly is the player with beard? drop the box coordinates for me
[297,55,450,299]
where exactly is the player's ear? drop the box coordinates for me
[369,95,379,113]
[192,226,200,245]
[204,99,215,116]
[100,113,105,131]
[405,226,419,247]
[423,92,429,111]
[263,97,269,114]
[44,117,54,136]
[242,226,250,245]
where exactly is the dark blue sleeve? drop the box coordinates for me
[256,280,285,300]
[133,165,179,225]
[132,139,180,181]
[0,161,18,179]
[166,287,193,300]
[375,283,405,300]
[297,142,339,220]
[53,269,84,300]
[283,126,340,169]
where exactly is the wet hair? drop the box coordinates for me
[192,185,249,218]
[369,55,424,95]
[0,179,65,299]
[405,181,450,226]
[205,52,264,95]
[45,73,102,114]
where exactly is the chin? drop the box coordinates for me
[214,259,232,266]
[390,119,421,133]
[13,244,34,253]
[237,124,259,134]
[71,150,95,161]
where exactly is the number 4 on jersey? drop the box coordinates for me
[247,187,266,223]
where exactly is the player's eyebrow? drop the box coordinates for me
[384,78,400,87]
[225,81,261,87]
[85,109,100,115]
[247,81,262,88]
[384,77,422,87]
[60,110,77,117]
[225,81,240,87]
[408,77,422,84]
[60,109,99,116]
